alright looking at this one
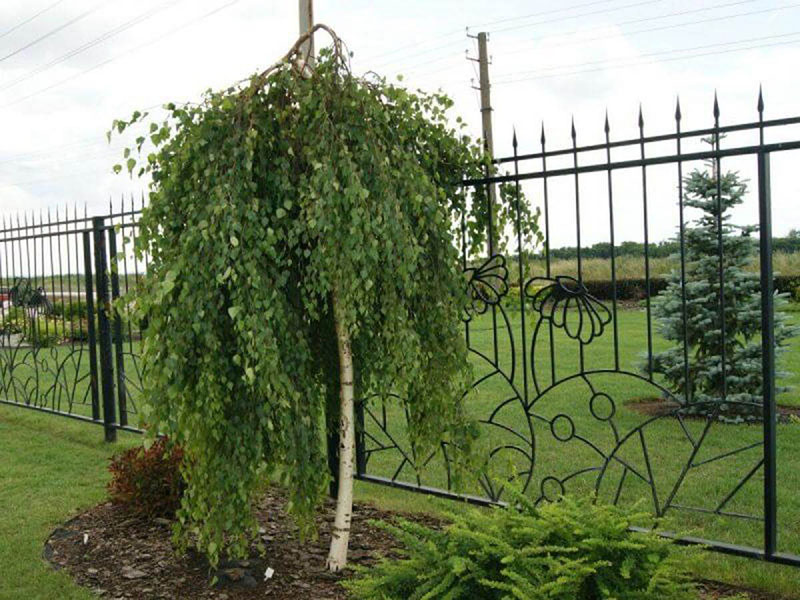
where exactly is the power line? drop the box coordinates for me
[494,33,800,84]
[368,38,465,71]
[0,2,105,63]
[0,0,186,94]
[0,137,108,165]
[0,162,120,190]
[490,0,667,35]
[2,0,242,108]
[468,0,633,30]
[369,2,663,72]
[496,0,760,56]
[494,30,800,79]
[356,29,463,64]
[0,0,67,40]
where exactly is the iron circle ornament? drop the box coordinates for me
[590,392,616,421]
[540,476,566,503]
[550,413,576,442]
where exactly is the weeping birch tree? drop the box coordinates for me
[115,27,499,571]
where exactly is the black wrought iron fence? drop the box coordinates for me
[354,92,800,567]
[0,199,147,441]
[2,94,799,569]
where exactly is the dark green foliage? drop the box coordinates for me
[108,438,185,518]
[583,278,668,302]
[50,299,87,321]
[344,494,697,600]
[110,42,498,565]
[647,164,799,420]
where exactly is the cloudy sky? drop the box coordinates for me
[1,0,799,249]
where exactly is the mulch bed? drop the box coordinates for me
[627,398,800,423]
[44,487,775,599]
[44,489,440,600]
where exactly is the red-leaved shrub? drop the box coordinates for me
[108,437,185,518]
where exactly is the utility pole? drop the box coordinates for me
[469,31,497,256]
[298,0,314,62]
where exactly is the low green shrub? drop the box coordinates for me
[344,493,697,600]
[0,306,28,334]
[108,438,185,518]
[0,310,66,347]
[50,299,88,320]
[794,285,800,303]
[26,317,67,347]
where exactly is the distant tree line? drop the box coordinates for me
[534,231,800,261]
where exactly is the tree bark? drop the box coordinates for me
[326,287,355,572]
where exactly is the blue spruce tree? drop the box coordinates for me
[648,153,798,421]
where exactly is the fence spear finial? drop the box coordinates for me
[638,103,644,130]
[675,97,682,122]
[570,116,576,144]
[757,85,764,117]
[512,127,518,151]
[540,122,546,147]
[604,109,610,135]
[713,90,720,122]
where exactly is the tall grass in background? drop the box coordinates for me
[515,251,800,283]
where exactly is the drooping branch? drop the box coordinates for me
[259,23,347,80]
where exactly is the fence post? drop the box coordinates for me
[82,232,100,421]
[107,230,127,426]
[93,217,117,442]
[355,397,366,477]
[758,152,777,557]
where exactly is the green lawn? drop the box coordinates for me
[360,305,800,598]
[0,407,140,600]
[0,306,799,598]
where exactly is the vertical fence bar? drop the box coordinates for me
[92,217,116,442]
[639,107,654,380]
[461,194,471,348]
[82,232,100,421]
[108,230,128,426]
[758,150,777,557]
[713,95,728,403]
[512,131,529,404]
[571,118,586,372]
[541,124,551,279]
[676,99,691,404]
[484,144,499,365]
[571,119,582,282]
[604,112,620,371]
[541,125,556,384]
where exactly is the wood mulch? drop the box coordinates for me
[44,487,777,599]
[627,398,800,423]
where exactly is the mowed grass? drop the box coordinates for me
[0,407,140,600]
[0,308,799,598]
[361,305,800,598]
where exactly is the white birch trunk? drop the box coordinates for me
[326,288,355,572]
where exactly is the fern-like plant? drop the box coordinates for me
[344,493,697,600]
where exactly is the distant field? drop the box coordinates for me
[518,251,800,282]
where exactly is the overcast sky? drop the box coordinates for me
[1,0,799,249]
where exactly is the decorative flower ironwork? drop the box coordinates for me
[525,276,611,344]
[462,254,509,321]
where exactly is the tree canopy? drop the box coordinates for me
[113,34,518,566]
